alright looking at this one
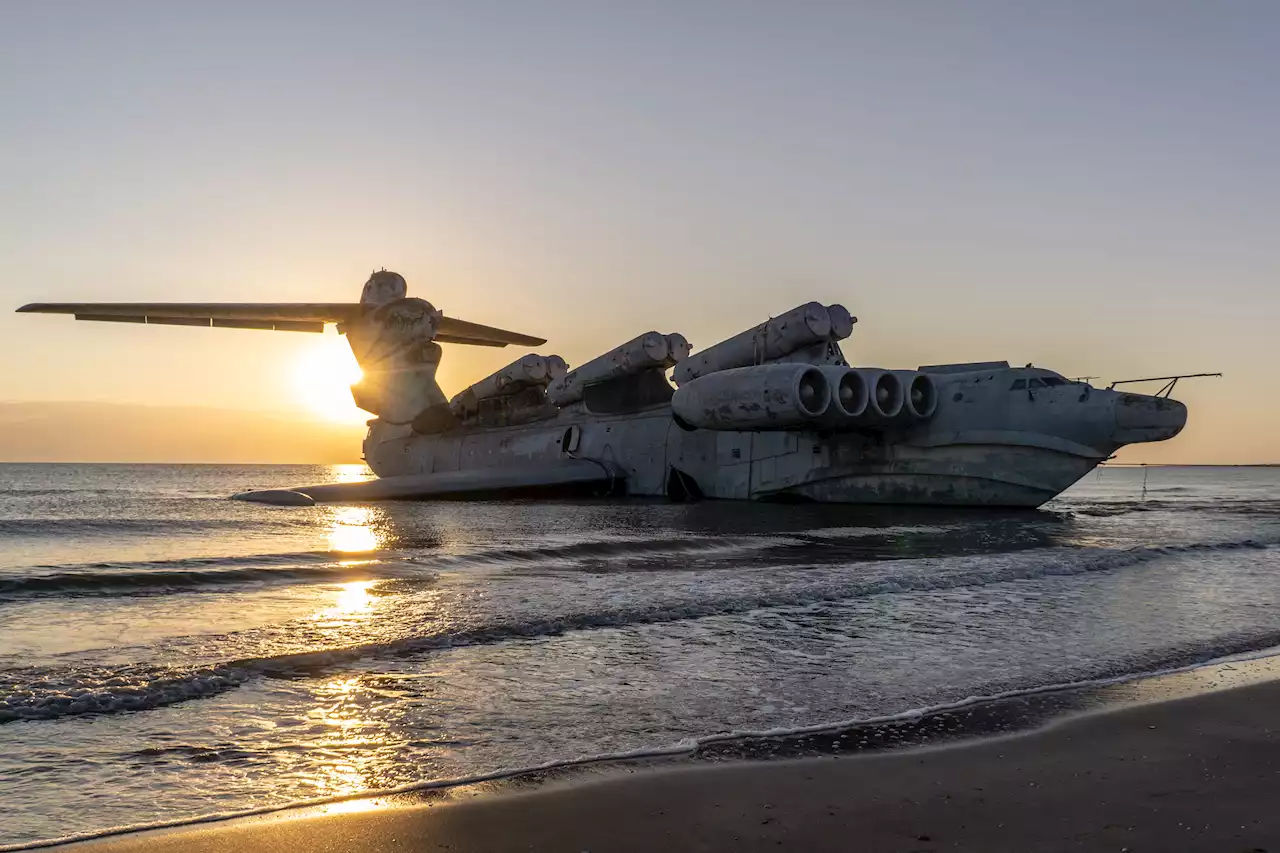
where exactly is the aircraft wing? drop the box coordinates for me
[16,302,546,346]
[15,302,361,332]
[435,316,546,347]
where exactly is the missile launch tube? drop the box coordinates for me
[664,333,692,367]
[547,332,670,406]
[544,355,569,381]
[671,363,831,430]
[673,302,852,386]
[464,354,548,403]
[827,304,856,341]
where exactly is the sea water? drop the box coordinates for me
[1,463,1278,846]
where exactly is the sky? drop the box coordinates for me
[1,1,1276,463]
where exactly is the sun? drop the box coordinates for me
[292,333,367,423]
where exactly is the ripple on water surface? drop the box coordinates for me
[1,463,1279,847]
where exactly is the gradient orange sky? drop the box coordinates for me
[1,2,1276,464]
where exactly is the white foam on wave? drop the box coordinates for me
[0,668,251,723]
[6,646,1278,853]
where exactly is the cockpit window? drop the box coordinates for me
[1014,376,1070,391]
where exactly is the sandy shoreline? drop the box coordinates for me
[59,673,1280,853]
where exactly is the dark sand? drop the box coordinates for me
[70,681,1280,853]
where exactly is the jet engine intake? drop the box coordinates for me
[816,366,869,426]
[671,363,831,430]
[892,370,939,420]
[856,369,905,422]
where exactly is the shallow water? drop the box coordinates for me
[1,463,1278,846]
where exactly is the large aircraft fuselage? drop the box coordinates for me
[364,364,1185,508]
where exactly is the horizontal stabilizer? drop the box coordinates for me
[232,460,625,505]
[18,302,546,346]
[436,316,546,347]
[20,302,362,322]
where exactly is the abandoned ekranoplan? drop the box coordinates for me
[18,271,1190,506]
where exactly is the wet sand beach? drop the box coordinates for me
[66,677,1280,853]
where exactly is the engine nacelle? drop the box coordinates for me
[672,302,852,386]
[816,366,869,426]
[824,369,937,426]
[671,363,831,430]
[858,369,905,422]
[548,332,676,406]
[893,370,939,420]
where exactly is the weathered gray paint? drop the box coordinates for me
[18,272,1189,508]
[357,360,1184,507]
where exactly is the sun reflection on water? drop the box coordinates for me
[331,581,376,616]
[301,675,397,801]
[329,463,375,484]
[327,506,379,553]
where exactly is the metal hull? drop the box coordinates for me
[364,404,1113,509]
[775,447,1100,508]
[354,361,1190,509]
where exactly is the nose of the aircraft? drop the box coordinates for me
[1113,393,1188,443]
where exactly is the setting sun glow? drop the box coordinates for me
[293,334,366,424]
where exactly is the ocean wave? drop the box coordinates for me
[791,524,957,540]
[0,517,295,537]
[6,647,1279,853]
[0,562,386,597]
[230,537,1279,677]
[3,536,1275,724]
[0,536,781,601]
[421,535,792,571]
[1067,499,1280,518]
[0,666,251,724]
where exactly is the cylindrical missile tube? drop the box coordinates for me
[547,332,670,406]
[671,363,831,430]
[672,302,833,386]
[467,355,548,402]
[664,333,692,367]
[544,355,569,381]
[826,304,856,341]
